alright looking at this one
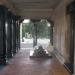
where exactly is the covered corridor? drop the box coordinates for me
[0,0,74,75]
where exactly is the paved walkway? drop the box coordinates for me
[0,48,70,75]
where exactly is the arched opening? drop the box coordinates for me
[20,19,53,57]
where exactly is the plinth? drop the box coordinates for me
[30,45,52,58]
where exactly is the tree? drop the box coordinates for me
[22,19,50,39]
[22,22,34,38]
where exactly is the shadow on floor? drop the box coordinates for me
[0,65,5,70]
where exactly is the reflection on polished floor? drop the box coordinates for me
[0,49,71,75]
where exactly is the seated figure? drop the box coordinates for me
[33,45,48,57]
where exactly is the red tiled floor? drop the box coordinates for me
[0,49,71,75]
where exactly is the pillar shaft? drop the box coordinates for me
[18,22,20,49]
[16,20,20,51]
[12,16,17,55]
[0,5,7,64]
[5,12,14,60]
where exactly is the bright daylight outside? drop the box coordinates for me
[20,19,51,51]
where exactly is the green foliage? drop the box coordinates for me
[22,22,34,38]
[37,21,49,38]
[23,22,34,34]
[22,19,50,38]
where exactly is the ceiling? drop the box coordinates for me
[9,0,62,19]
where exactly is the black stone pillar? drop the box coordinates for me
[6,11,13,60]
[12,15,17,55]
[16,19,20,52]
[16,20,19,52]
[0,5,7,64]
[18,21,20,50]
